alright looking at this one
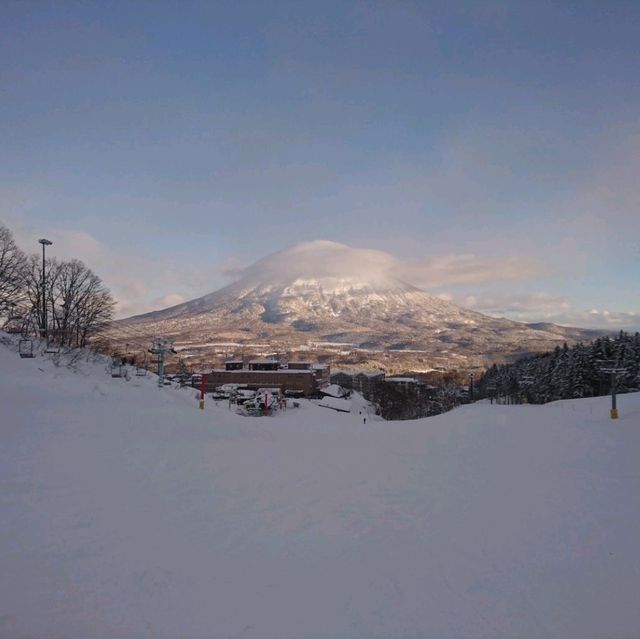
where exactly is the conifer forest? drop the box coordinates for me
[478,332,640,404]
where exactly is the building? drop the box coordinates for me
[287,361,312,370]
[203,360,330,396]
[330,370,385,398]
[248,359,280,371]
[384,376,419,388]
[311,363,330,388]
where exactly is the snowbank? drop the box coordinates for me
[1,337,639,638]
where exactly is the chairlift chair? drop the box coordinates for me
[111,363,124,378]
[44,329,63,354]
[19,339,34,358]
[110,356,124,378]
[133,353,148,376]
[45,341,61,354]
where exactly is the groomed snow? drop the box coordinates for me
[1,339,639,638]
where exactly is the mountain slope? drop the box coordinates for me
[2,338,640,638]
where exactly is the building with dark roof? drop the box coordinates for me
[330,370,385,397]
[203,361,330,396]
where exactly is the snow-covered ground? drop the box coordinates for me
[1,337,639,638]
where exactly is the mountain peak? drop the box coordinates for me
[115,241,603,371]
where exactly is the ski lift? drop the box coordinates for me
[110,355,125,378]
[44,329,62,354]
[111,363,124,378]
[19,339,34,358]
[45,341,61,354]
[134,354,148,376]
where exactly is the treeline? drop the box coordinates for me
[0,224,115,348]
[372,381,466,420]
[478,332,640,404]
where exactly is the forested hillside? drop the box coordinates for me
[478,331,640,404]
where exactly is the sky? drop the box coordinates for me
[1,0,639,328]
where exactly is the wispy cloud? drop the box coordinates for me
[457,290,639,330]
[461,291,571,315]
[226,241,397,284]
[553,309,640,331]
[224,241,543,291]
[395,254,545,288]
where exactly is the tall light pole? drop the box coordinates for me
[38,238,52,339]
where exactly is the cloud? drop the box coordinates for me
[153,293,186,308]
[226,240,543,290]
[228,240,398,285]
[462,291,572,314]
[395,254,545,288]
[560,309,640,331]
[456,290,640,330]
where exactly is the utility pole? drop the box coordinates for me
[597,360,628,419]
[38,238,52,339]
[148,337,176,387]
[468,373,474,403]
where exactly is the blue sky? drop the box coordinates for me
[2,1,639,327]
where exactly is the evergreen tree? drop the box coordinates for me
[478,332,640,405]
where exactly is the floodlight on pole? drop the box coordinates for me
[38,238,53,339]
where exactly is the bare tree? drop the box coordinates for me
[50,259,115,347]
[21,254,115,347]
[52,259,89,345]
[70,267,115,347]
[0,224,27,315]
[1,225,115,346]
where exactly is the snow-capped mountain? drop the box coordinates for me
[115,241,604,369]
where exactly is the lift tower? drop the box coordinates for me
[148,337,177,387]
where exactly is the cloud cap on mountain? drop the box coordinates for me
[224,240,543,290]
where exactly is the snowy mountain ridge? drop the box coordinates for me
[115,241,606,368]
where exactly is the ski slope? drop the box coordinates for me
[1,338,639,638]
